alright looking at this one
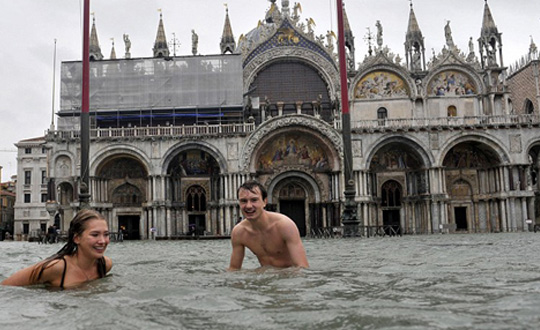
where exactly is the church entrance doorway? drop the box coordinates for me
[118,215,140,240]
[277,182,308,237]
[383,209,401,236]
[279,200,306,236]
[454,207,468,231]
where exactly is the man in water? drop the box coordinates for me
[228,180,309,270]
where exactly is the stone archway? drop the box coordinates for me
[442,141,503,233]
[166,148,221,236]
[96,155,148,240]
[268,174,319,237]
[368,140,429,234]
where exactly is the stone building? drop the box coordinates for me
[13,0,540,240]
[0,178,16,239]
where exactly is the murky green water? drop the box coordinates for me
[1,233,540,329]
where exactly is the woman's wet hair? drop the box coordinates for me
[237,180,267,200]
[32,209,107,282]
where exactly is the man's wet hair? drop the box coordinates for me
[237,180,267,200]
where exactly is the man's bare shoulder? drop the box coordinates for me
[266,211,296,226]
[231,220,251,239]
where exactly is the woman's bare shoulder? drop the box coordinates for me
[104,256,113,272]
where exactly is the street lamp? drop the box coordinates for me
[336,0,359,236]
[45,200,59,226]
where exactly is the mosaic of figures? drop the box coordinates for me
[354,71,409,99]
[443,144,498,169]
[99,157,147,178]
[428,70,477,96]
[169,150,220,177]
[370,144,423,171]
[257,133,332,173]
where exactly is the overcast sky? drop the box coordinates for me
[0,0,538,181]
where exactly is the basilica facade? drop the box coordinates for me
[13,1,540,240]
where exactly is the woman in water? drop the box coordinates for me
[1,209,113,289]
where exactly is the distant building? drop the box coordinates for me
[13,1,540,240]
[13,137,50,240]
[0,179,16,239]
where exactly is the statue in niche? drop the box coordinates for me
[412,49,422,70]
[191,30,198,56]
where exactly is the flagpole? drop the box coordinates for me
[80,0,91,208]
[336,0,359,236]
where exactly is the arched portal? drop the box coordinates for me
[368,140,428,234]
[167,148,221,235]
[96,155,148,240]
[448,179,473,231]
[278,182,307,236]
[381,180,402,236]
[442,141,503,233]
[186,185,207,236]
[268,175,320,237]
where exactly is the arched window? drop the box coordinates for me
[381,180,402,207]
[186,185,206,212]
[447,105,457,117]
[525,99,535,114]
[377,107,388,126]
[279,183,306,199]
[112,183,142,206]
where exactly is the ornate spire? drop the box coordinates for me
[480,0,498,38]
[478,0,503,68]
[342,2,355,71]
[405,1,423,44]
[89,15,103,61]
[405,1,425,71]
[220,5,236,54]
[110,39,116,60]
[153,12,169,58]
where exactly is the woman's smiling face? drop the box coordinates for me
[74,218,110,258]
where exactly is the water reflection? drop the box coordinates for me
[1,233,540,329]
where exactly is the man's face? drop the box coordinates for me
[238,187,267,221]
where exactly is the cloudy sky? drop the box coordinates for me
[0,0,538,181]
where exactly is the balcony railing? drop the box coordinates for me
[47,114,540,140]
[353,114,540,131]
[48,122,256,140]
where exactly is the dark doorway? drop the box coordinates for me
[188,214,206,236]
[280,200,306,236]
[118,215,141,240]
[383,209,401,235]
[454,207,468,231]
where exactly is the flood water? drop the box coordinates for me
[1,233,540,330]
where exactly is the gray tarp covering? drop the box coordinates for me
[60,54,243,112]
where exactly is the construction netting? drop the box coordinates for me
[59,54,243,112]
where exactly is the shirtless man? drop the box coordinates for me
[228,180,309,270]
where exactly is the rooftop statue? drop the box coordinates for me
[376,20,383,48]
[192,30,198,56]
[444,20,455,50]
